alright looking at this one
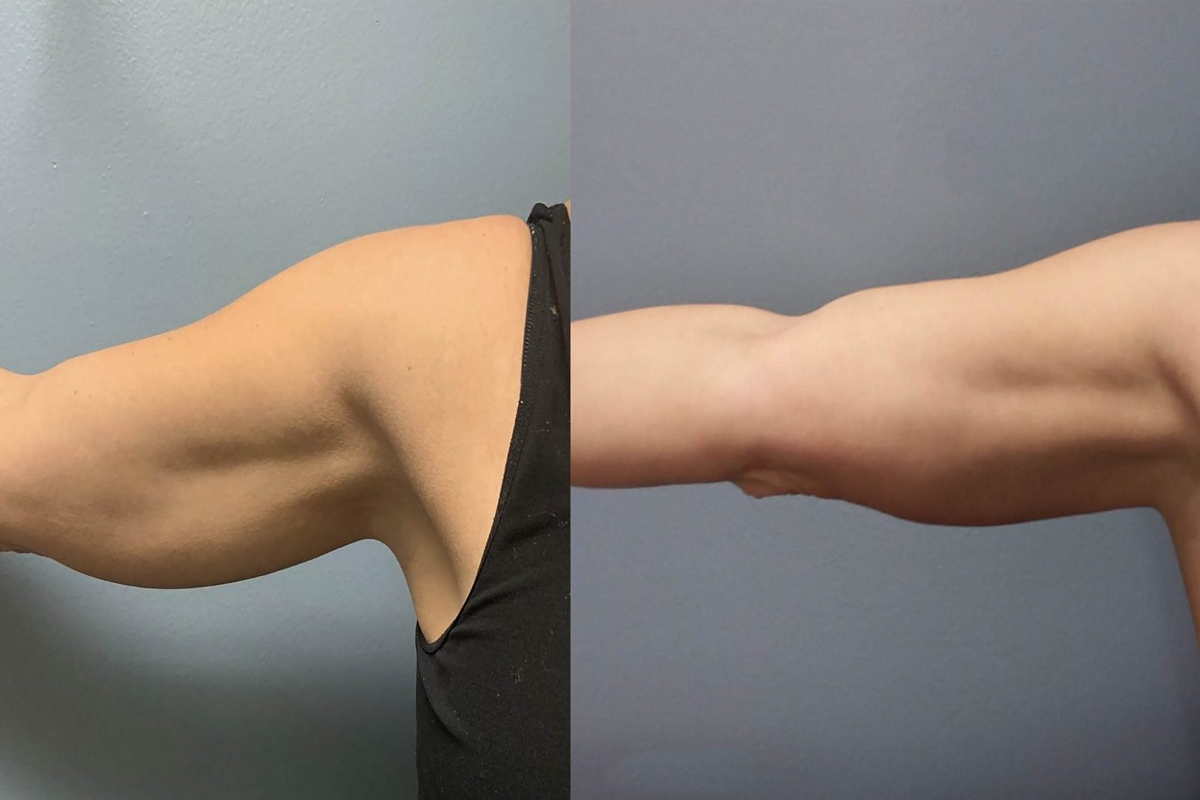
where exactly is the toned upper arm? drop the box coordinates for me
[743,221,1200,523]
[0,213,533,593]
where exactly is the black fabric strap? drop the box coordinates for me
[527,201,570,360]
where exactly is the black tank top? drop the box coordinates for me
[414,202,570,799]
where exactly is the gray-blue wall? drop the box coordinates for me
[0,3,567,798]
[572,2,1200,797]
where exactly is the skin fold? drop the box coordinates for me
[0,211,538,644]
[571,220,1200,643]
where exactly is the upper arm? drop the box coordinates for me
[2,233,405,587]
[746,221,1200,523]
[1,213,533,590]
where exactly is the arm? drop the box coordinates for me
[571,304,788,488]
[743,221,1200,526]
[572,221,1200,625]
[573,222,1200,514]
[0,213,532,600]
[0,239,396,588]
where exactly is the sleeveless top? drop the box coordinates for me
[413,202,570,799]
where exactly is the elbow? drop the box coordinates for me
[0,370,41,554]
[727,306,846,500]
[0,366,35,419]
[0,365,127,559]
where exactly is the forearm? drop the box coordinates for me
[570,304,789,487]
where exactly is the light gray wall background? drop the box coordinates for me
[572,2,1200,798]
[0,2,567,798]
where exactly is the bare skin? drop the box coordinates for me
[0,208,554,643]
[572,220,1200,643]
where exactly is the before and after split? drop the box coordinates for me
[3,2,1200,798]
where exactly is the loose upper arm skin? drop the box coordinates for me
[0,213,532,624]
[2,241,393,587]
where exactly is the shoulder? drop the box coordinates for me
[309,211,535,517]
[341,211,533,369]
[356,213,531,264]
[307,213,532,302]
[297,212,533,369]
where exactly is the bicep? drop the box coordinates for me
[751,222,1200,523]
[3,240,401,588]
